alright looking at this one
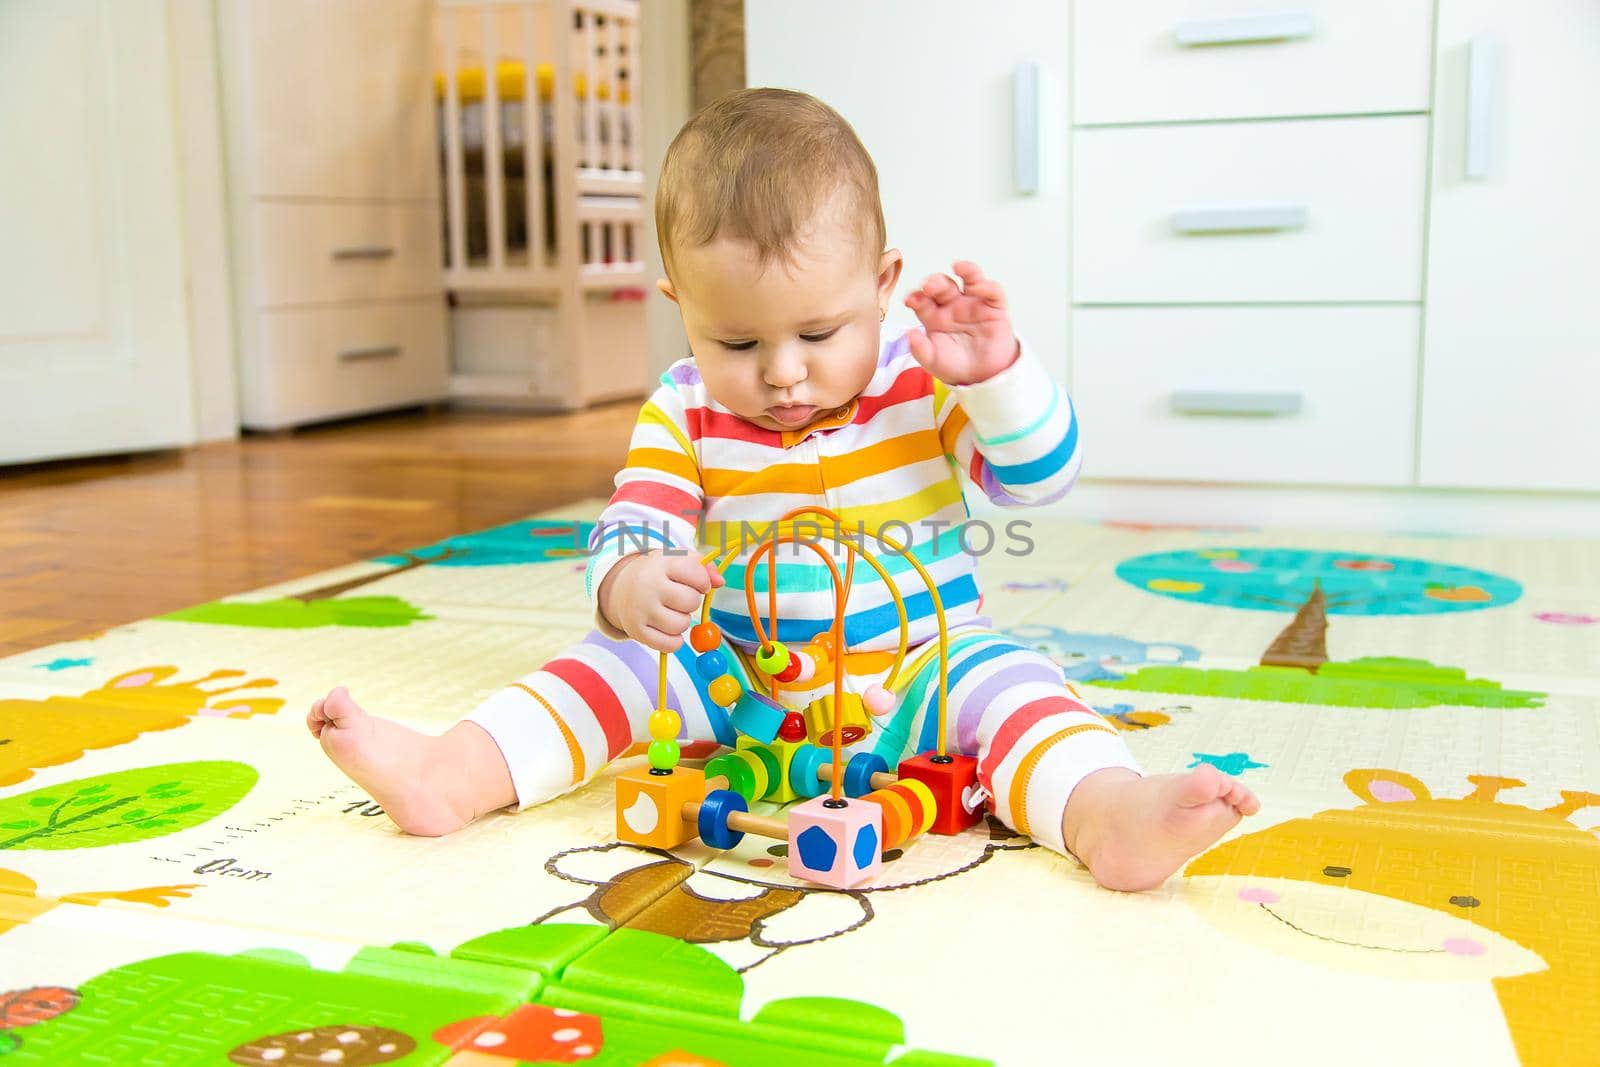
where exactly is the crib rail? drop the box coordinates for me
[436,0,644,293]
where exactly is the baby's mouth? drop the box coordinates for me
[767,404,817,427]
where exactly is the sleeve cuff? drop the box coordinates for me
[949,336,1060,443]
[586,548,641,641]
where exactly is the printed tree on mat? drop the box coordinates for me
[161,519,596,630]
[0,762,256,851]
[1108,549,1541,708]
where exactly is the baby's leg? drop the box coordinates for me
[890,632,1258,890]
[312,630,736,836]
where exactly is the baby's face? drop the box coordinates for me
[660,201,901,433]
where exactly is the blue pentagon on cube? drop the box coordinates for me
[785,795,883,888]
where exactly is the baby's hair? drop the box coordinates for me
[655,87,886,279]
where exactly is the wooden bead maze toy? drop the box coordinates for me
[614,507,985,888]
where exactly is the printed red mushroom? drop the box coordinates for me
[226,1024,414,1066]
[0,986,79,1029]
[433,1004,602,1064]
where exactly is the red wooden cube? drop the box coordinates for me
[896,751,983,835]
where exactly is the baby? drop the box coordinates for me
[310,88,1258,891]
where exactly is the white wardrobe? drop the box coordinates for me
[747,0,1600,499]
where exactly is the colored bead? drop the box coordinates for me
[777,712,808,744]
[788,744,830,798]
[695,649,728,680]
[887,778,938,837]
[842,752,888,798]
[786,795,883,889]
[708,674,742,707]
[898,752,984,835]
[801,645,830,675]
[811,631,839,657]
[689,622,722,653]
[791,652,817,684]
[862,684,894,717]
[739,736,804,803]
[729,690,785,744]
[704,751,757,802]
[740,742,780,800]
[863,787,913,849]
[773,654,803,683]
[804,693,871,747]
[615,766,707,849]
[754,641,791,676]
[646,739,680,770]
[698,788,748,850]
[647,709,681,741]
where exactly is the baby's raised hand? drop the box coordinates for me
[598,549,724,652]
[903,261,1020,386]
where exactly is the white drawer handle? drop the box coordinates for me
[1175,13,1315,47]
[1465,34,1497,181]
[332,246,396,261]
[1171,390,1303,417]
[1171,205,1308,234]
[1013,61,1040,196]
[338,344,403,362]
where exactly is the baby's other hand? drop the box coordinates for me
[903,261,1020,386]
[599,550,724,652]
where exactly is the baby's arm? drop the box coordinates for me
[906,262,1081,507]
[585,374,711,642]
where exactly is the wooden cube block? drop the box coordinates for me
[897,751,983,835]
[738,736,805,803]
[615,766,706,849]
[786,795,883,889]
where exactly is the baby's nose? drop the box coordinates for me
[763,348,808,388]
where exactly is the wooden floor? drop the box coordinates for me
[0,404,637,658]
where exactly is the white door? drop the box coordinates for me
[744,1,1071,381]
[1418,0,1600,491]
[0,0,196,465]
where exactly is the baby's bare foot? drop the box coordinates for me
[1063,764,1260,892]
[308,687,506,837]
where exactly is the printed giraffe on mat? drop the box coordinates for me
[0,868,199,938]
[1185,769,1600,1067]
[0,667,282,787]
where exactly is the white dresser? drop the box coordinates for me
[218,0,449,430]
[749,0,1600,523]
[1069,0,1433,489]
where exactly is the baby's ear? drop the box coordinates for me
[876,248,903,300]
[1346,768,1431,805]
[655,277,678,304]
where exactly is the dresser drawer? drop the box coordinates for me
[243,299,448,428]
[252,202,442,308]
[1073,116,1426,304]
[1073,0,1433,125]
[1071,306,1418,486]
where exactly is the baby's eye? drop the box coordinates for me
[800,328,840,343]
[719,339,758,351]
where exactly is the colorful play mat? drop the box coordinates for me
[2,500,1596,1065]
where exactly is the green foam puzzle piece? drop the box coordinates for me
[452,921,609,977]
[159,595,431,630]
[7,949,517,1066]
[345,947,541,1000]
[753,997,905,1045]
[539,985,992,1066]
[1103,657,1545,709]
[561,928,745,1017]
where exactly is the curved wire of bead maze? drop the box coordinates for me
[627,507,956,869]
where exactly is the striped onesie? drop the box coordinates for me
[466,325,1141,857]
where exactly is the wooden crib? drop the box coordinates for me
[435,0,649,411]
